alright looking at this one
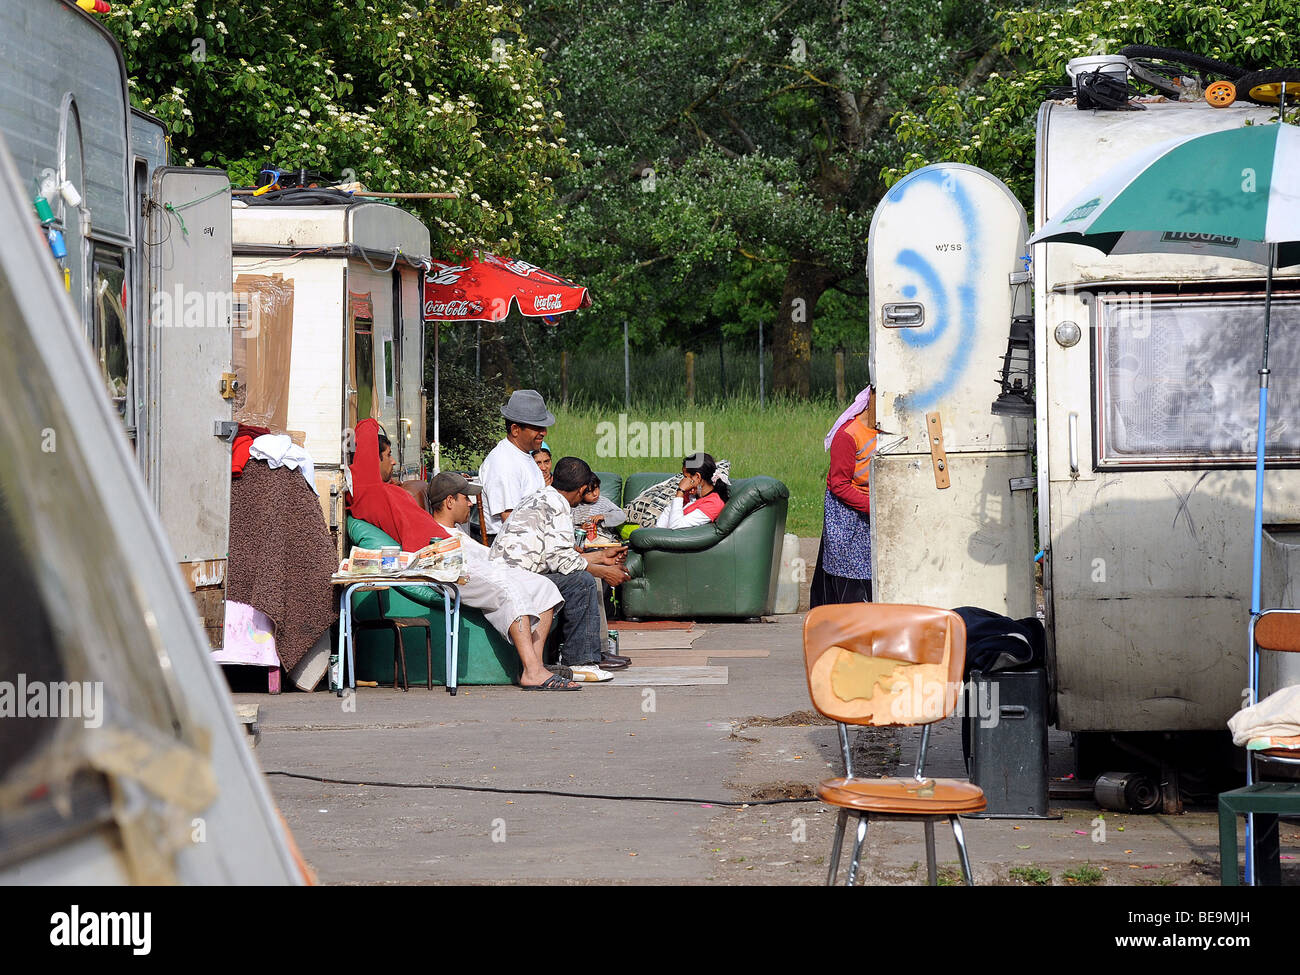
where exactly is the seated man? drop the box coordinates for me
[348,422,574,689]
[347,419,448,550]
[478,390,551,545]
[426,472,576,691]
[489,456,632,682]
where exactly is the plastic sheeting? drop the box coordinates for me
[233,274,295,433]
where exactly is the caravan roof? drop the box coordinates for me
[232,199,432,267]
[1036,100,1295,286]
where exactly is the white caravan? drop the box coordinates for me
[870,99,1300,774]
[229,199,432,552]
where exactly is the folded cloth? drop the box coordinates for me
[1228,684,1300,746]
[250,434,318,495]
[1247,734,1300,751]
[227,460,339,672]
[231,434,255,477]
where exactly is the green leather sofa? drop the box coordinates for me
[607,473,790,620]
[346,517,522,685]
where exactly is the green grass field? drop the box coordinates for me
[543,398,834,537]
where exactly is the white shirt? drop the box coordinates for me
[655,495,713,529]
[478,438,545,534]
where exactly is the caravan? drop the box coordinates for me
[869,97,1300,780]
[0,1,234,646]
[229,195,432,553]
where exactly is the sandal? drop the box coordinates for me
[521,674,582,691]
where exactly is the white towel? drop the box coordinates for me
[1227,684,1300,746]
[249,434,318,495]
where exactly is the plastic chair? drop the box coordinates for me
[1218,608,1300,885]
[803,603,986,885]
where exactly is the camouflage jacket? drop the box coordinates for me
[488,486,586,575]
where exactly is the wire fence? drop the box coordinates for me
[438,320,873,408]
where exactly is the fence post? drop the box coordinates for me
[718,324,726,396]
[758,319,765,407]
[685,351,695,406]
[561,348,569,406]
[623,321,631,409]
[835,349,846,402]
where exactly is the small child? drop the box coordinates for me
[572,481,627,544]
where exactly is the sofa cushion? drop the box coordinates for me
[593,471,622,505]
[623,472,676,506]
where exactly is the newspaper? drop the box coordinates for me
[333,537,465,584]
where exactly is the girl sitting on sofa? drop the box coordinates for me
[655,452,730,529]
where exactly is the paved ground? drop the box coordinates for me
[239,614,1299,885]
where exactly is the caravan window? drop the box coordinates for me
[1096,295,1300,466]
[92,249,130,431]
[350,291,376,421]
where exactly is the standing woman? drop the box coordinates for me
[810,386,877,606]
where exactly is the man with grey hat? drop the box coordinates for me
[427,472,576,690]
[477,389,553,546]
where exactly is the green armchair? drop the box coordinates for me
[345,517,522,685]
[618,475,789,620]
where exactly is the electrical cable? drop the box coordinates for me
[265,769,819,806]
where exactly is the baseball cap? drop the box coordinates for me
[428,472,482,510]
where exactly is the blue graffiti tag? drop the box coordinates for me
[884,167,982,411]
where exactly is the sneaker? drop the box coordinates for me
[570,665,614,683]
[545,663,574,680]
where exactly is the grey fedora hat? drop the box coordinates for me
[500,389,555,427]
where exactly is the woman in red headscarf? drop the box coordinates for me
[810,386,877,607]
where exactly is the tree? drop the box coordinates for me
[105,0,576,255]
[525,0,1008,394]
[888,0,1300,206]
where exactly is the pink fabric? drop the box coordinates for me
[213,600,280,666]
[823,385,873,451]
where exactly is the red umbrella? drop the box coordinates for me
[423,252,591,322]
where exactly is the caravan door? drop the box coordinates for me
[146,168,234,648]
[868,163,1036,615]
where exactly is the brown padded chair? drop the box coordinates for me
[803,603,985,885]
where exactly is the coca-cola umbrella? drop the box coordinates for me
[423,252,591,470]
[423,252,591,321]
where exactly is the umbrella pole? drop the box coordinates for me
[1246,244,1277,885]
[433,319,441,475]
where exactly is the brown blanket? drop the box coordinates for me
[227,461,338,671]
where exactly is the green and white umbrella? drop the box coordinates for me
[1030,121,1300,267]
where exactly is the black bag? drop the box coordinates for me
[952,605,1044,677]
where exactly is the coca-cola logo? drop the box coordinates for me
[533,293,563,311]
[423,299,483,318]
[427,265,469,285]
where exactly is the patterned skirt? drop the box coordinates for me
[810,488,872,607]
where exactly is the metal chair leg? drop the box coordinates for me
[924,819,938,885]
[844,813,869,886]
[951,815,974,886]
[423,625,433,691]
[826,809,848,886]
